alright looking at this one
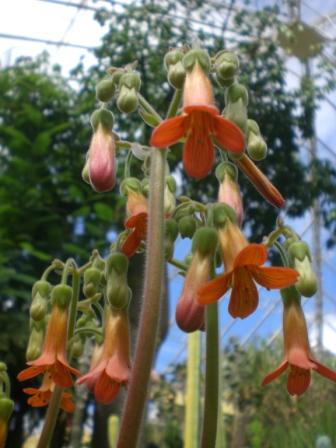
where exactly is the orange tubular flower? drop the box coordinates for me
[263,299,336,395]
[77,307,131,404]
[23,373,75,412]
[176,252,210,332]
[150,63,245,179]
[218,174,244,227]
[121,191,148,258]
[236,154,285,208]
[89,124,117,193]
[197,222,298,318]
[18,304,80,388]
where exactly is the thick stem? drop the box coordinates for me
[166,89,182,118]
[184,331,201,448]
[201,302,219,448]
[36,387,63,448]
[117,148,167,448]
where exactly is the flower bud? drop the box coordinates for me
[120,177,142,195]
[178,216,197,239]
[30,294,48,321]
[26,321,45,361]
[224,98,248,134]
[226,83,248,106]
[294,256,318,297]
[212,203,237,228]
[288,241,310,262]
[90,109,114,132]
[183,49,211,73]
[83,267,102,298]
[111,69,124,86]
[216,162,243,226]
[81,158,91,184]
[117,86,139,113]
[119,72,141,91]
[191,227,218,257]
[247,132,267,161]
[32,280,52,299]
[167,61,186,89]
[70,336,84,359]
[247,119,260,135]
[0,397,14,431]
[164,49,184,70]
[106,253,131,309]
[51,284,72,309]
[164,183,176,217]
[96,78,116,102]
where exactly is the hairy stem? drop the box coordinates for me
[201,302,219,448]
[36,387,63,448]
[117,148,167,447]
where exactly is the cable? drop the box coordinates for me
[0,32,93,50]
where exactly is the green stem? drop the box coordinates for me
[41,260,64,281]
[124,149,133,178]
[138,93,162,123]
[168,258,188,271]
[184,331,201,448]
[201,302,219,448]
[68,269,80,340]
[273,241,290,267]
[36,387,63,448]
[117,148,167,448]
[166,89,182,118]
[61,258,77,284]
[73,327,102,339]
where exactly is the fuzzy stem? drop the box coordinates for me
[201,302,219,448]
[167,89,182,118]
[184,331,201,448]
[117,147,167,447]
[138,94,162,123]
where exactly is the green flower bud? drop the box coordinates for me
[247,133,267,161]
[92,254,106,272]
[106,253,131,309]
[216,76,235,88]
[167,61,186,89]
[30,293,48,321]
[226,83,249,106]
[90,108,114,132]
[191,227,218,257]
[32,280,52,299]
[212,203,237,227]
[214,51,239,77]
[247,119,260,135]
[183,49,211,73]
[165,219,179,258]
[111,69,124,86]
[70,336,84,359]
[288,241,310,262]
[0,397,14,422]
[117,86,138,113]
[215,161,237,183]
[164,49,184,70]
[51,284,72,309]
[106,252,129,276]
[166,176,176,193]
[178,216,197,239]
[83,267,102,298]
[119,72,141,91]
[224,98,248,134]
[26,323,45,361]
[96,78,116,102]
[164,184,176,216]
[120,177,142,195]
[294,256,318,297]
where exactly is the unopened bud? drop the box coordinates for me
[167,62,186,89]
[119,72,141,91]
[106,253,131,309]
[96,78,116,102]
[120,177,142,195]
[83,268,102,298]
[247,132,267,161]
[30,294,48,321]
[183,49,211,73]
[51,284,72,309]
[32,280,51,299]
[165,219,179,260]
[214,51,239,80]
[212,203,237,227]
[111,69,124,86]
[0,397,14,423]
[164,49,184,70]
[226,83,248,106]
[70,336,84,359]
[90,108,114,132]
[26,322,45,361]
[224,98,248,134]
[178,216,197,239]
[117,86,139,113]
[294,256,318,297]
[191,227,218,257]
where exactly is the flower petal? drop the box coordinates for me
[250,266,299,289]
[197,272,232,305]
[228,268,258,318]
[27,391,51,407]
[213,115,245,153]
[94,371,120,404]
[287,366,310,395]
[150,115,186,148]
[17,365,45,382]
[262,360,288,386]
[60,392,75,413]
[314,360,336,382]
[121,230,143,258]
[183,127,214,179]
[234,244,267,268]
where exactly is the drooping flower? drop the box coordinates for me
[262,297,336,395]
[88,123,117,193]
[150,62,245,179]
[77,307,131,404]
[197,221,298,318]
[236,153,284,208]
[18,297,80,388]
[23,372,75,412]
[121,191,148,258]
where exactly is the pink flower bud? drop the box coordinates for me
[88,124,117,192]
[218,175,244,226]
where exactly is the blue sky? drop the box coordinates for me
[1,0,336,372]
